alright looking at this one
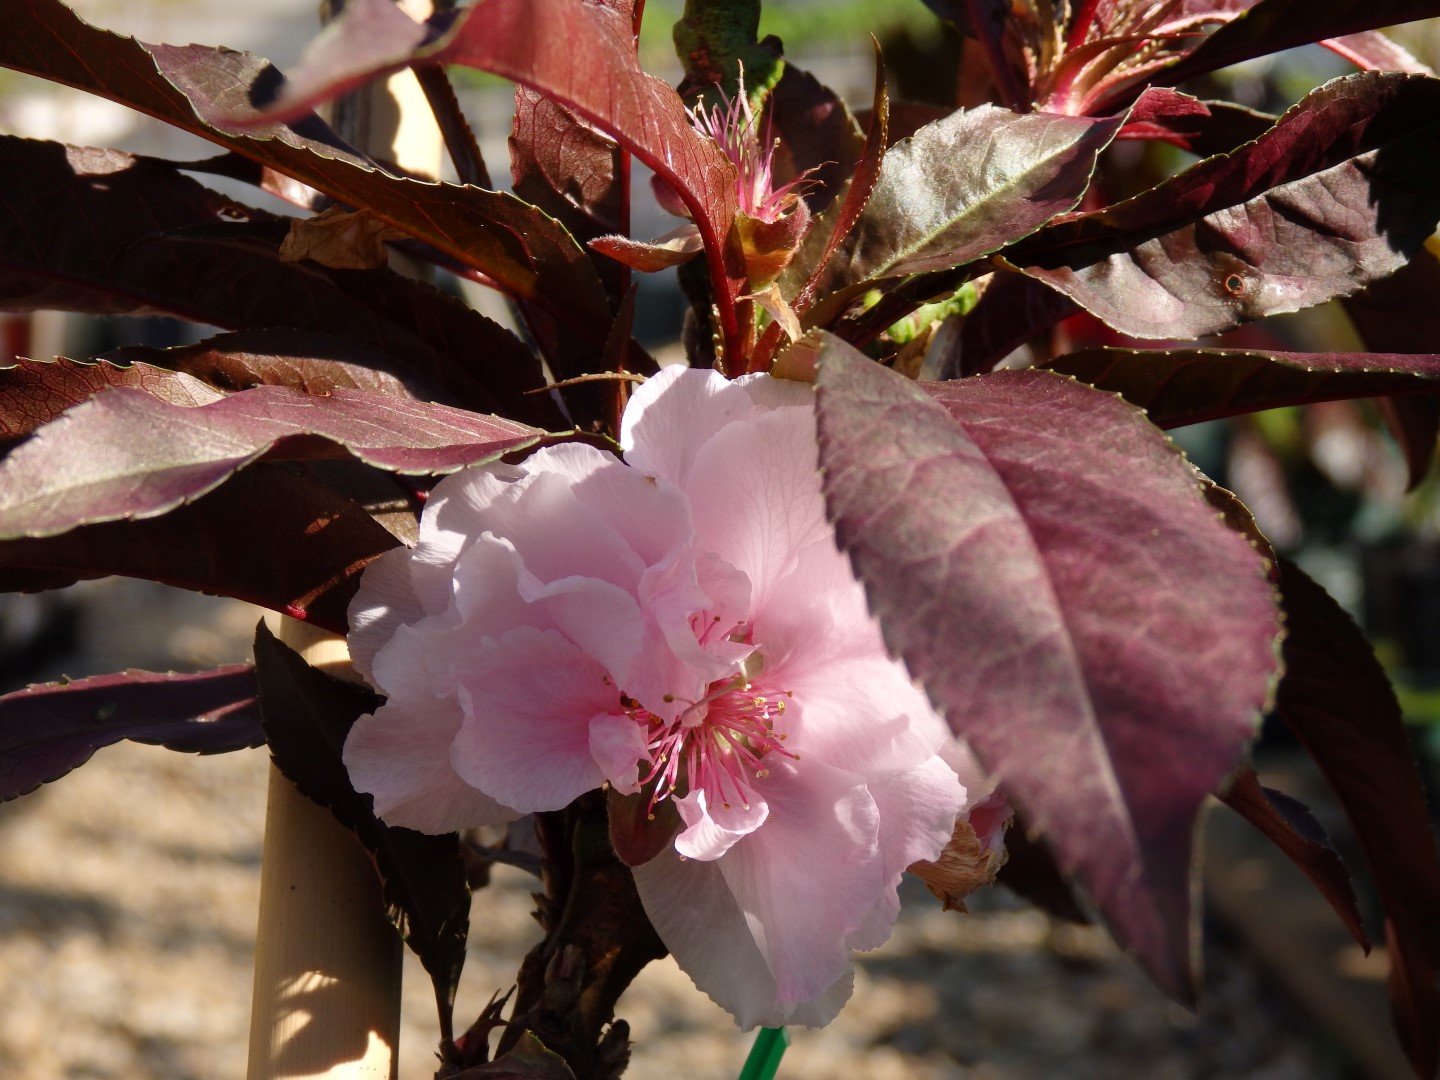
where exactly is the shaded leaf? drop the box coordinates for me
[0,0,614,350]
[1274,559,1440,1080]
[1217,767,1370,950]
[449,1032,577,1080]
[0,665,263,802]
[1012,72,1440,339]
[257,0,744,353]
[768,61,866,218]
[510,85,624,251]
[935,271,1078,378]
[815,105,1121,290]
[0,384,540,540]
[1161,0,1440,90]
[99,329,434,400]
[815,339,1280,1001]
[785,46,888,322]
[0,463,399,633]
[0,358,221,444]
[253,622,470,1038]
[0,137,560,425]
[1345,244,1440,486]
[1040,346,1440,429]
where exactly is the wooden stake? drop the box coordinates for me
[246,619,402,1079]
[248,2,442,1071]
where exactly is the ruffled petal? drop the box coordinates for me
[685,406,831,615]
[346,546,428,686]
[450,627,613,813]
[673,788,769,860]
[622,367,767,487]
[633,847,855,1030]
[847,753,965,951]
[343,695,516,833]
[588,710,649,793]
[713,756,883,1008]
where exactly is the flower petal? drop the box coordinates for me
[633,847,855,1030]
[343,695,516,832]
[451,626,614,813]
[673,788,769,860]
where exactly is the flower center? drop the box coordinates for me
[627,667,798,817]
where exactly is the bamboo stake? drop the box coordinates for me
[246,619,402,1080]
[248,2,442,1074]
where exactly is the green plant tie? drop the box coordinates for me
[738,1026,789,1080]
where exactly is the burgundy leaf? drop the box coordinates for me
[815,339,1280,1001]
[510,85,625,249]
[935,271,1078,378]
[0,358,221,443]
[1161,0,1440,90]
[1040,346,1440,428]
[0,463,398,632]
[1217,766,1370,951]
[98,329,433,400]
[0,665,262,802]
[0,137,560,425]
[1275,559,1440,1080]
[1116,86,1212,144]
[253,622,470,1041]
[254,0,744,356]
[1345,245,1440,487]
[768,62,866,218]
[815,105,1121,290]
[1012,72,1440,340]
[1324,30,1434,74]
[786,47,888,323]
[0,385,541,540]
[0,0,612,347]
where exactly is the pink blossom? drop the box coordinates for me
[344,366,985,1028]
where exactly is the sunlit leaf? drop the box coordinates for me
[0,385,542,540]
[815,339,1280,1001]
[1012,72,1440,338]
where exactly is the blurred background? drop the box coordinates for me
[2,1,1438,1076]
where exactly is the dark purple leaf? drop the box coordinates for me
[0,463,399,633]
[99,329,434,400]
[253,622,470,1040]
[935,271,1078,378]
[1161,0,1440,91]
[1011,72,1440,340]
[768,62,866,218]
[0,665,262,802]
[815,105,1121,289]
[0,358,221,443]
[0,0,613,349]
[1274,559,1440,1080]
[0,385,541,540]
[510,86,624,249]
[1217,766,1370,950]
[449,1032,577,1080]
[786,47,888,325]
[1324,30,1435,73]
[1345,246,1440,486]
[0,137,560,425]
[815,339,1280,1001]
[1040,346,1440,428]
[255,0,746,358]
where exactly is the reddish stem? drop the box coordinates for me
[1067,0,1103,51]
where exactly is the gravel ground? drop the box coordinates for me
[0,581,1347,1080]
